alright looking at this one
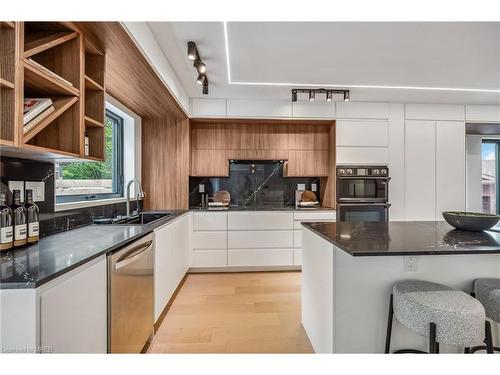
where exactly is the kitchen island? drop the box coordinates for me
[301,221,500,353]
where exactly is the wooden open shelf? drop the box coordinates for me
[84,115,104,128]
[85,75,104,91]
[24,31,78,59]
[24,60,79,96]
[0,21,16,145]
[23,96,78,142]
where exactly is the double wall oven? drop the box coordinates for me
[336,165,391,222]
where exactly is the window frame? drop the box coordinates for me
[481,139,500,215]
[55,109,125,204]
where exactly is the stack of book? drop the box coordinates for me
[23,98,55,134]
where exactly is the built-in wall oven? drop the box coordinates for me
[336,166,391,222]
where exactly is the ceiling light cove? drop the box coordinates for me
[222,22,500,94]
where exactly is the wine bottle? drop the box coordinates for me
[25,189,39,244]
[0,193,13,251]
[12,190,27,248]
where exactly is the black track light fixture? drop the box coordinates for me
[291,89,351,103]
[187,41,209,95]
[187,41,198,61]
[194,59,207,74]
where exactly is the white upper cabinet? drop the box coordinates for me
[405,104,465,121]
[336,120,388,147]
[226,99,292,118]
[405,120,436,220]
[465,105,500,123]
[336,147,389,165]
[292,101,336,118]
[336,102,389,119]
[435,121,466,218]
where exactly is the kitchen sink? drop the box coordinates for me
[94,212,175,226]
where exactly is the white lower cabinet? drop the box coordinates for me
[40,255,107,353]
[189,211,335,269]
[154,213,190,322]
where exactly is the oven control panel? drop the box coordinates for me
[337,166,389,177]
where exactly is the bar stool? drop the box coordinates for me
[471,278,500,353]
[385,280,488,354]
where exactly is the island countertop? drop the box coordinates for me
[302,221,500,256]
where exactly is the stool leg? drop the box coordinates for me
[429,322,437,354]
[464,347,471,354]
[485,321,494,354]
[385,294,394,354]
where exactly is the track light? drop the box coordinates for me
[194,59,207,74]
[197,74,206,85]
[202,84,209,95]
[187,41,198,61]
[291,88,350,103]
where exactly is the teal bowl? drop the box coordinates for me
[442,211,500,232]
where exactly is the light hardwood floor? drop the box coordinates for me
[148,271,314,353]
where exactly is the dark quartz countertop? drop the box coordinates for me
[302,221,500,256]
[189,205,335,212]
[0,211,188,289]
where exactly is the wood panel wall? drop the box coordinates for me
[142,115,190,210]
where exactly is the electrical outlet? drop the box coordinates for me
[297,183,306,191]
[8,181,24,202]
[403,256,418,272]
[25,181,45,202]
[311,183,317,192]
[199,184,205,193]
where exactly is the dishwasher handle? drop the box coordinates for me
[115,240,153,270]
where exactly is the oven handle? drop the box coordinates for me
[337,203,391,207]
[337,176,391,180]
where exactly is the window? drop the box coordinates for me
[481,140,498,214]
[55,110,124,203]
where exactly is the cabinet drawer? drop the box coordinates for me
[294,249,302,266]
[193,212,227,231]
[228,249,294,267]
[294,230,302,248]
[228,230,293,249]
[193,231,227,249]
[293,212,336,229]
[228,212,293,230]
[192,250,227,267]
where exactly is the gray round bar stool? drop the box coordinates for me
[471,278,500,353]
[385,280,489,354]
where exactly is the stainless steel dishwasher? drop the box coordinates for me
[108,233,154,353]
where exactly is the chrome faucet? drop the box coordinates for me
[126,178,145,217]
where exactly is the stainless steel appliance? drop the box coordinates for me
[336,165,391,222]
[108,233,154,353]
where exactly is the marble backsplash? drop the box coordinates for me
[1,156,138,238]
[189,161,321,208]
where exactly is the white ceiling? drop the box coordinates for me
[147,22,500,104]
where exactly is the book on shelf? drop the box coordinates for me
[23,105,55,134]
[27,58,74,87]
[24,98,53,124]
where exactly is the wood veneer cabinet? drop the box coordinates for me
[0,22,106,161]
[190,119,334,178]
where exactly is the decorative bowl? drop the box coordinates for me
[442,211,500,232]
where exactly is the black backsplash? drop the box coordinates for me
[189,161,320,208]
[1,156,138,238]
